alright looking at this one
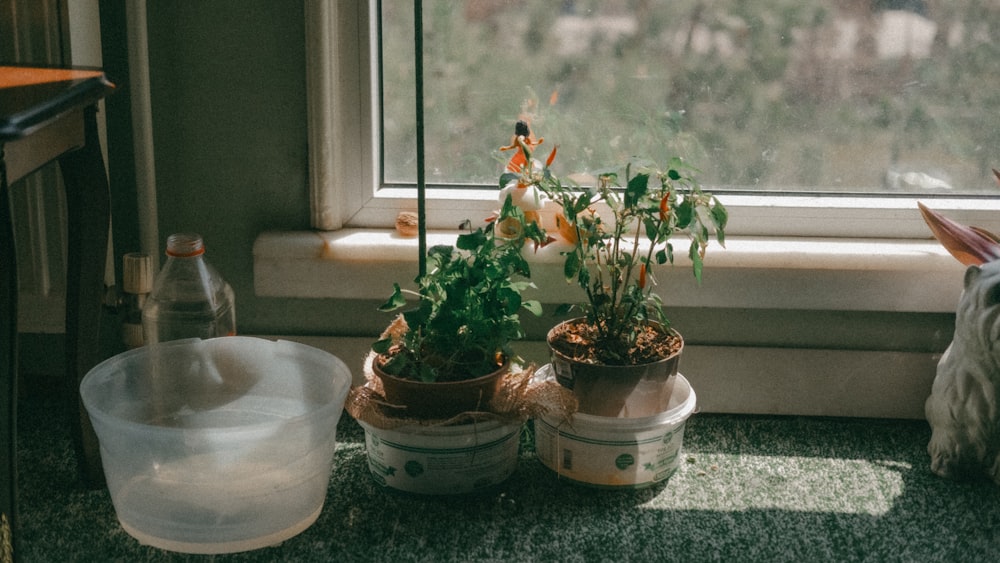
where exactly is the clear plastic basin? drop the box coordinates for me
[80,337,352,554]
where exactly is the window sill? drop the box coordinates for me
[253,229,966,313]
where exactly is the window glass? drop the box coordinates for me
[380,0,999,195]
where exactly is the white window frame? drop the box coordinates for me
[306,0,1000,238]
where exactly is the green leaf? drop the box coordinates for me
[675,199,694,229]
[577,265,590,290]
[573,192,594,215]
[372,337,393,354]
[689,241,703,283]
[625,173,649,208]
[564,250,580,281]
[711,199,728,228]
[522,300,543,317]
[500,287,522,314]
[554,303,574,316]
[711,200,728,246]
[656,248,669,265]
[499,171,518,189]
[643,217,658,242]
[667,168,681,181]
[377,283,407,311]
[456,228,486,251]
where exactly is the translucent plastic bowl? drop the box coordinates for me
[80,337,352,554]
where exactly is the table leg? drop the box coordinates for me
[58,106,110,488]
[1,159,19,563]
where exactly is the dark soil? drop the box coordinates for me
[547,318,683,366]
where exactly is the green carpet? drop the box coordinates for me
[15,392,1000,562]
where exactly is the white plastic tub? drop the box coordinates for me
[80,337,352,554]
[358,418,522,495]
[534,365,696,488]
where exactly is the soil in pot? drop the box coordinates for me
[547,318,682,366]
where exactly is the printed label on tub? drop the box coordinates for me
[363,426,520,494]
[535,416,687,488]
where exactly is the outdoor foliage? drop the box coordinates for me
[383,0,1000,194]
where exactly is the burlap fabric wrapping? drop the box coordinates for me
[346,351,578,429]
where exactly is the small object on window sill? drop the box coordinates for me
[395,211,419,238]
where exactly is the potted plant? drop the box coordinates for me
[500,123,727,417]
[499,121,725,487]
[352,194,552,494]
[370,195,546,418]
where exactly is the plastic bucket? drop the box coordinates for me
[358,418,522,494]
[80,337,352,554]
[534,366,696,489]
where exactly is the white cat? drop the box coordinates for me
[926,260,1000,483]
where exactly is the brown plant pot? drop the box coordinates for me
[547,319,683,418]
[371,356,508,419]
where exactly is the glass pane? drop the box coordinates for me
[381,0,1000,194]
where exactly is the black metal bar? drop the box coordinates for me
[414,0,426,277]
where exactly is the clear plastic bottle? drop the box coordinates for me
[142,233,236,344]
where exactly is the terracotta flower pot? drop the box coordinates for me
[547,319,683,418]
[372,356,508,419]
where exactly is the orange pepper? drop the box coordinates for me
[659,193,670,222]
[545,145,558,167]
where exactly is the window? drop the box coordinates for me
[311,0,1000,238]
[382,0,999,196]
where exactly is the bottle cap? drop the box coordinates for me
[123,253,153,295]
[166,233,206,258]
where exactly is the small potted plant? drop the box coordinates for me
[370,195,546,419]
[501,123,727,417]
[501,121,725,487]
[351,193,552,495]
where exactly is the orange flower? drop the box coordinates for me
[555,213,578,244]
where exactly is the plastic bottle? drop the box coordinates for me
[142,233,236,344]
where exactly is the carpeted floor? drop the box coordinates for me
[14,391,1000,562]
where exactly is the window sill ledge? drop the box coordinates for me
[253,229,966,313]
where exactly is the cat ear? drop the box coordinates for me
[964,264,983,289]
[919,202,1000,266]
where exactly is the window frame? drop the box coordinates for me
[307,0,1000,238]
